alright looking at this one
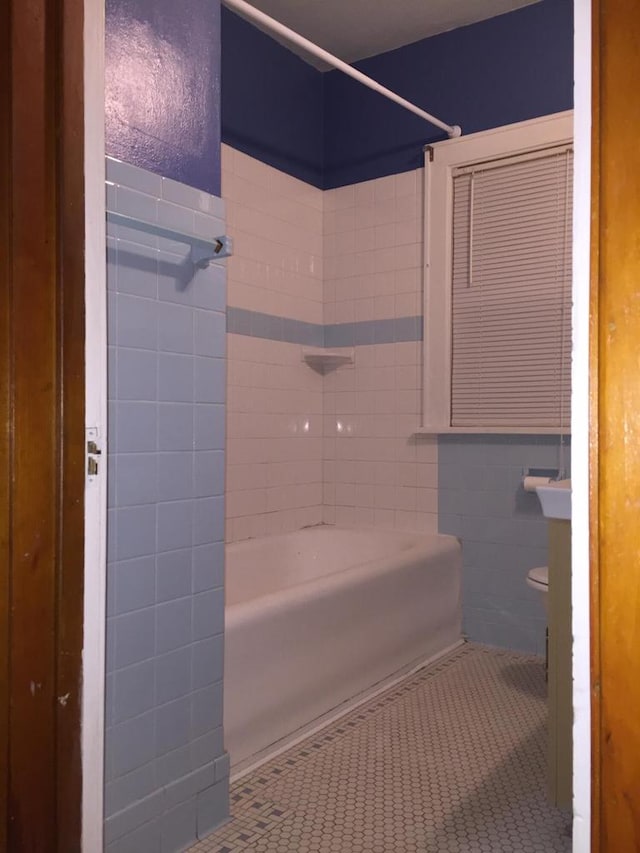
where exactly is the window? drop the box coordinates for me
[450,147,572,427]
[421,112,573,433]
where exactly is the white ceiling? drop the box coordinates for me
[227,0,541,69]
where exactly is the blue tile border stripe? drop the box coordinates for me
[227,308,423,347]
[325,316,422,347]
[226,307,323,346]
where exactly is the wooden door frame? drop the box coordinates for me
[0,0,86,847]
[590,0,640,850]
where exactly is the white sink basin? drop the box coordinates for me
[536,479,571,520]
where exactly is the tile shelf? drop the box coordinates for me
[302,347,354,372]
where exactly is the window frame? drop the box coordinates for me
[419,110,574,434]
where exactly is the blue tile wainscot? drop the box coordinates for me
[105,157,229,853]
[438,434,570,655]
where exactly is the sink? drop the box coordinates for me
[536,479,571,520]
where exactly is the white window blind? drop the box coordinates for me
[450,147,573,429]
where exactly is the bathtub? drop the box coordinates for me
[223,525,462,768]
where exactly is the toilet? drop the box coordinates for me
[527,566,549,615]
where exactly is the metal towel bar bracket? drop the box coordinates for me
[106,211,233,267]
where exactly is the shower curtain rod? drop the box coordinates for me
[223,0,462,139]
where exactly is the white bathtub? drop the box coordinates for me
[223,525,461,767]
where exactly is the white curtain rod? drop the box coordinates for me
[223,0,462,139]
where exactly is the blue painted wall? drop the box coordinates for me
[323,0,573,187]
[220,0,573,189]
[105,0,222,195]
[104,0,572,193]
[221,8,324,188]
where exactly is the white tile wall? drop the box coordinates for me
[323,173,438,533]
[226,335,323,542]
[323,170,422,326]
[223,146,325,542]
[223,149,437,541]
[223,145,323,325]
[322,342,437,532]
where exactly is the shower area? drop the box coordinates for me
[220,0,572,758]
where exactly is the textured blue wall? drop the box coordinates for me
[220,0,573,189]
[105,0,222,195]
[104,0,572,194]
[221,8,324,188]
[323,0,573,187]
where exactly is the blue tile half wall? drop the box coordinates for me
[105,158,229,853]
[438,434,571,655]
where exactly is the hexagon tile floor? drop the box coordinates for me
[188,644,572,853]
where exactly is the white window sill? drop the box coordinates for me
[413,426,571,436]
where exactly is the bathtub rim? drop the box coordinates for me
[225,528,462,615]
